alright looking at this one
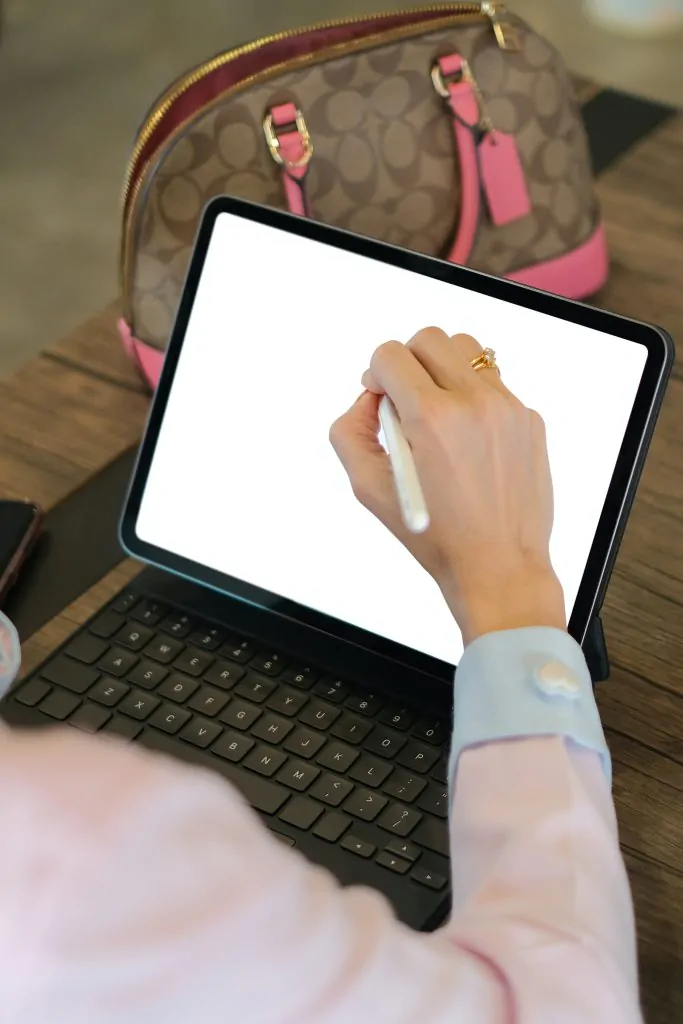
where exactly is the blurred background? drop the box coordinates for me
[1,0,681,375]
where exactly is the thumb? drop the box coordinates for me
[329,391,397,519]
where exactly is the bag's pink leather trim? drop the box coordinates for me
[506,222,608,298]
[118,317,164,389]
[438,54,480,266]
[119,224,608,392]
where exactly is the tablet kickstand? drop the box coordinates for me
[583,614,610,684]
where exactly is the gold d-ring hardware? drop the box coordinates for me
[430,58,473,98]
[431,60,495,135]
[263,109,314,168]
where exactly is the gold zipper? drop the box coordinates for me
[120,2,519,310]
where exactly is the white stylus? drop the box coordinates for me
[378,395,430,534]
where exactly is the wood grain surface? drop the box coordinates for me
[5,105,683,1021]
[0,303,147,510]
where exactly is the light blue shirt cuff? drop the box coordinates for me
[448,627,611,788]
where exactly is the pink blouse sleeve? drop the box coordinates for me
[0,725,642,1024]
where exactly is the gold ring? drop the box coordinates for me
[470,347,500,375]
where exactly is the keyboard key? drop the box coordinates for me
[343,788,388,822]
[313,678,350,703]
[158,674,200,704]
[413,717,448,746]
[120,689,161,721]
[88,677,129,706]
[310,773,354,807]
[220,699,262,731]
[128,660,169,691]
[299,700,342,731]
[250,653,287,677]
[204,661,245,690]
[410,866,447,891]
[251,713,294,744]
[188,627,224,651]
[385,838,421,863]
[346,692,383,717]
[160,613,192,638]
[276,759,320,792]
[278,796,324,831]
[364,725,407,760]
[212,731,255,763]
[397,740,440,775]
[68,702,111,733]
[432,756,448,784]
[149,703,192,734]
[283,726,326,760]
[349,755,393,789]
[103,714,142,741]
[40,657,99,694]
[266,687,308,717]
[39,689,81,721]
[417,783,449,819]
[341,834,375,859]
[330,714,373,745]
[281,666,317,690]
[413,817,449,857]
[316,740,359,773]
[89,610,125,639]
[378,706,416,731]
[111,591,139,614]
[220,638,256,664]
[130,600,167,627]
[66,634,110,665]
[313,811,352,843]
[14,678,51,707]
[145,636,185,664]
[174,649,214,677]
[270,828,296,848]
[244,745,287,778]
[115,624,154,651]
[378,803,422,837]
[187,685,230,718]
[234,674,276,704]
[98,647,138,678]
[179,716,223,749]
[383,768,427,803]
[376,851,411,875]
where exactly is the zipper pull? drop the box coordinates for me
[480,1,520,51]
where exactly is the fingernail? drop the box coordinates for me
[361,370,370,389]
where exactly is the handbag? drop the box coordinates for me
[118,3,608,389]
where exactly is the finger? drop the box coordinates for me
[361,368,383,394]
[368,340,437,421]
[407,326,479,392]
[329,391,397,512]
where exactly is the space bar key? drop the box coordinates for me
[138,728,289,815]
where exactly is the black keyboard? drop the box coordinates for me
[6,588,451,897]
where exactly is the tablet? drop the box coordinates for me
[121,197,673,679]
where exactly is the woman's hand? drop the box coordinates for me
[330,327,566,645]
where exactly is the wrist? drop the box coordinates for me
[439,558,567,647]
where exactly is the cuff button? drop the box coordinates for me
[534,660,581,700]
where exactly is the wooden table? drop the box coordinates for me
[0,87,681,1021]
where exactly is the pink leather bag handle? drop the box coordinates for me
[432,54,482,265]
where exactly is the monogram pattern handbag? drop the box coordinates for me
[118,3,608,388]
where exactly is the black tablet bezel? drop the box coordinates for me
[120,196,674,683]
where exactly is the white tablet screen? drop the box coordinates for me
[134,212,647,665]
